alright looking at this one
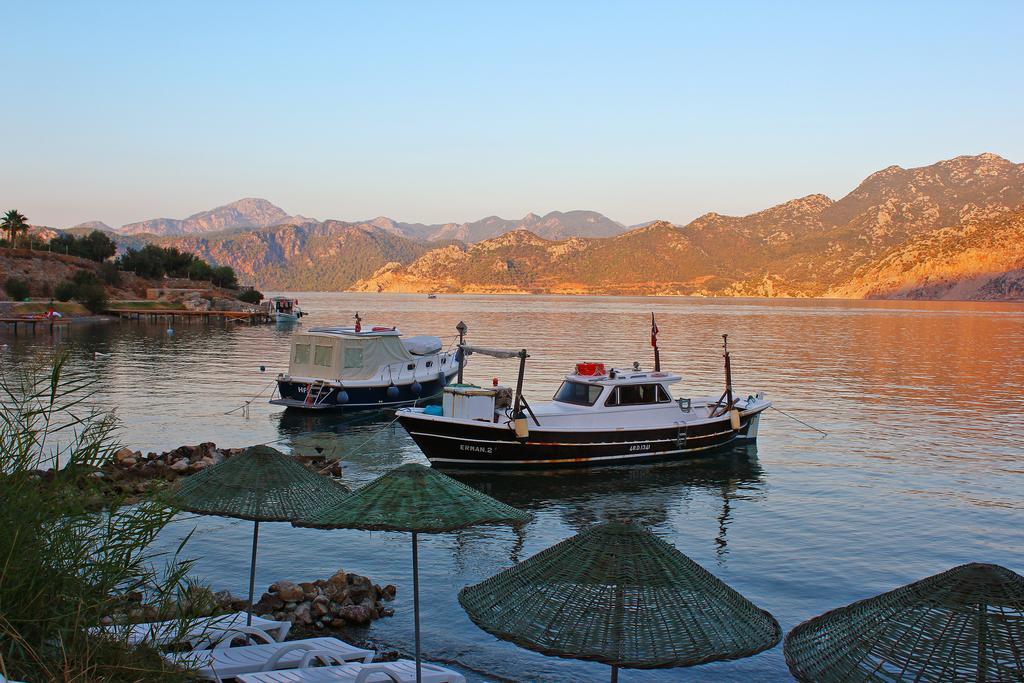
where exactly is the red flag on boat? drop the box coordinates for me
[651,313,659,348]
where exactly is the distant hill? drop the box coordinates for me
[355,153,1024,300]
[307,210,625,243]
[156,221,440,290]
[70,220,114,232]
[118,198,294,236]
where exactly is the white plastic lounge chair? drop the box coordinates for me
[235,654,467,683]
[97,611,292,646]
[164,627,375,682]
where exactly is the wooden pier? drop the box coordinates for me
[105,309,273,325]
[0,317,72,334]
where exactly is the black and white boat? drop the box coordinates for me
[270,315,461,410]
[396,325,769,469]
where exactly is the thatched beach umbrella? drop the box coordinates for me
[169,445,351,625]
[459,521,781,682]
[295,462,532,683]
[784,562,1024,682]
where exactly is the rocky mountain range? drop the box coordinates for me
[50,152,1024,300]
[354,153,1024,300]
[116,198,301,237]
[366,210,626,242]
[81,200,627,243]
[155,221,439,291]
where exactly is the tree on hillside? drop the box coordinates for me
[2,209,29,245]
[210,265,238,289]
[48,230,117,262]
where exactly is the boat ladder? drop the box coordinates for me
[675,422,688,451]
[305,380,330,407]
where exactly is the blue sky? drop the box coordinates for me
[2,1,1022,228]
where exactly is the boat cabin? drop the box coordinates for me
[285,326,443,381]
[552,363,682,408]
[268,297,299,315]
[442,361,684,422]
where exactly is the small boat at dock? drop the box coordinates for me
[397,319,769,469]
[266,296,305,323]
[270,313,461,410]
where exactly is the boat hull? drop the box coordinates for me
[397,405,767,469]
[271,372,456,411]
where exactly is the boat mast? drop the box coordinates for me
[651,312,661,372]
[456,321,467,383]
[722,334,734,410]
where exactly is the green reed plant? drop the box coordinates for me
[0,353,199,682]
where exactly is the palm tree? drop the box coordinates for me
[2,210,29,246]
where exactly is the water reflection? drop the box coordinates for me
[450,445,764,558]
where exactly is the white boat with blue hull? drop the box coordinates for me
[270,324,461,411]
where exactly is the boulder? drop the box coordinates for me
[257,593,284,611]
[169,459,189,472]
[326,570,347,587]
[339,604,373,625]
[293,602,312,625]
[182,296,212,312]
[311,596,330,618]
[380,584,397,601]
[348,575,373,604]
[322,582,348,601]
[275,580,304,602]
[113,447,136,463]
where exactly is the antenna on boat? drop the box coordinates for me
[353,312,362,333]
[456,321,467,383]
[651,313,661,372]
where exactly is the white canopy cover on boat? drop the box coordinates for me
[288,332,413,380]
[402,336,443,356]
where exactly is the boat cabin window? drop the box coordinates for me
[314,345,333,367]
[293,343,310,365]
[343,347,363,369]
[553,381,603,406]
[605,383,671,406]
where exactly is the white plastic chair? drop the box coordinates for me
[235,652,467,683]
[95,611,292,646]
[164,627,375,682]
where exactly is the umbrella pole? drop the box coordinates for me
[610,664,618,682]
[412,531,422,683]
[247,520,260,627]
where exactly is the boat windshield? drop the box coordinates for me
[553,381,603,406]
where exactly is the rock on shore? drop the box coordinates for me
[101,442,344,493]
[255,569,396,630]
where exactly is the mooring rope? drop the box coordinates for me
[770,405,828,437]
[315,413,402,474]
[224,378,278,416]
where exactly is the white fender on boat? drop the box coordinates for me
[514,416,529,438]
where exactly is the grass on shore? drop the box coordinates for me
[0,354,199,682]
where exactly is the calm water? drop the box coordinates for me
[4,293,1024,681]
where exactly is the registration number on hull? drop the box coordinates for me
[460,444,495,454]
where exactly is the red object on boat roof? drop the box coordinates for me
[575,362,606,376]
[372,326,396,332]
